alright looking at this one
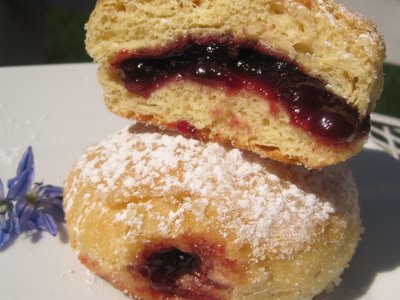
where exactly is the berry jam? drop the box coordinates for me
[167,120,210,140]
[132,241,236,299]
[172,120,198,138]
[113,36,369,144]
[138,247,200,292]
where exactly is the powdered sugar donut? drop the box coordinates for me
[64,124,360,300]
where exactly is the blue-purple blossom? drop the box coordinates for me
[14,183,64,236]
[0,146,64,248]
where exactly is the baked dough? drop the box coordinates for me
[85,0,385,168]
[64,124,361,300]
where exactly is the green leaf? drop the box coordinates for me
[375,63,400,118]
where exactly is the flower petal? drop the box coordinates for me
[17,146,34,176]
[7,168,34,200]
[13,214,21,234]
[14,200,33,234]
[8,146,35,190]
[38,185,63,199]
[0,214,13,234]
[37,197,64,215]
[0,214,13,248]
[0,179,4,200]
[0,229,11,248]
[36,212,58,236]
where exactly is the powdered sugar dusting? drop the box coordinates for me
[66,125,357,260]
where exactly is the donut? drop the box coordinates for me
[64,124,361,300]
[85,0,385,168]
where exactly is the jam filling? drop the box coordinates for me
[113,36,369,144]
[133,242,234,299]
[168,120,210,140]
[138,247,201,294]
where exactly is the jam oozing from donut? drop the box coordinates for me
[138,247,200,293]
[167,120,210,140]
[113,36,369,144]
[172,120,198,139]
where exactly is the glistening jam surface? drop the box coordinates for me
[113,36,369,145]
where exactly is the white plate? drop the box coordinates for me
[0,64,399,300]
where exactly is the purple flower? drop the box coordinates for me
[9,147,64,236]
[0,146,64,248]
[14,183,64,236]
[0,180,15,248]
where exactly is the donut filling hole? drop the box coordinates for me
[138,247,200,293]
[112,36,369,145]
[133,245,233,299]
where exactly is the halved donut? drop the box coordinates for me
[85,0,385,168]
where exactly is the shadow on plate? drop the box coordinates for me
[29,222,70,245]
[315,149,400,299]
[0,219,69,252]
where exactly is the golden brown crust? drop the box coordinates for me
[64,125,361,300]
[117,106,365,169]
